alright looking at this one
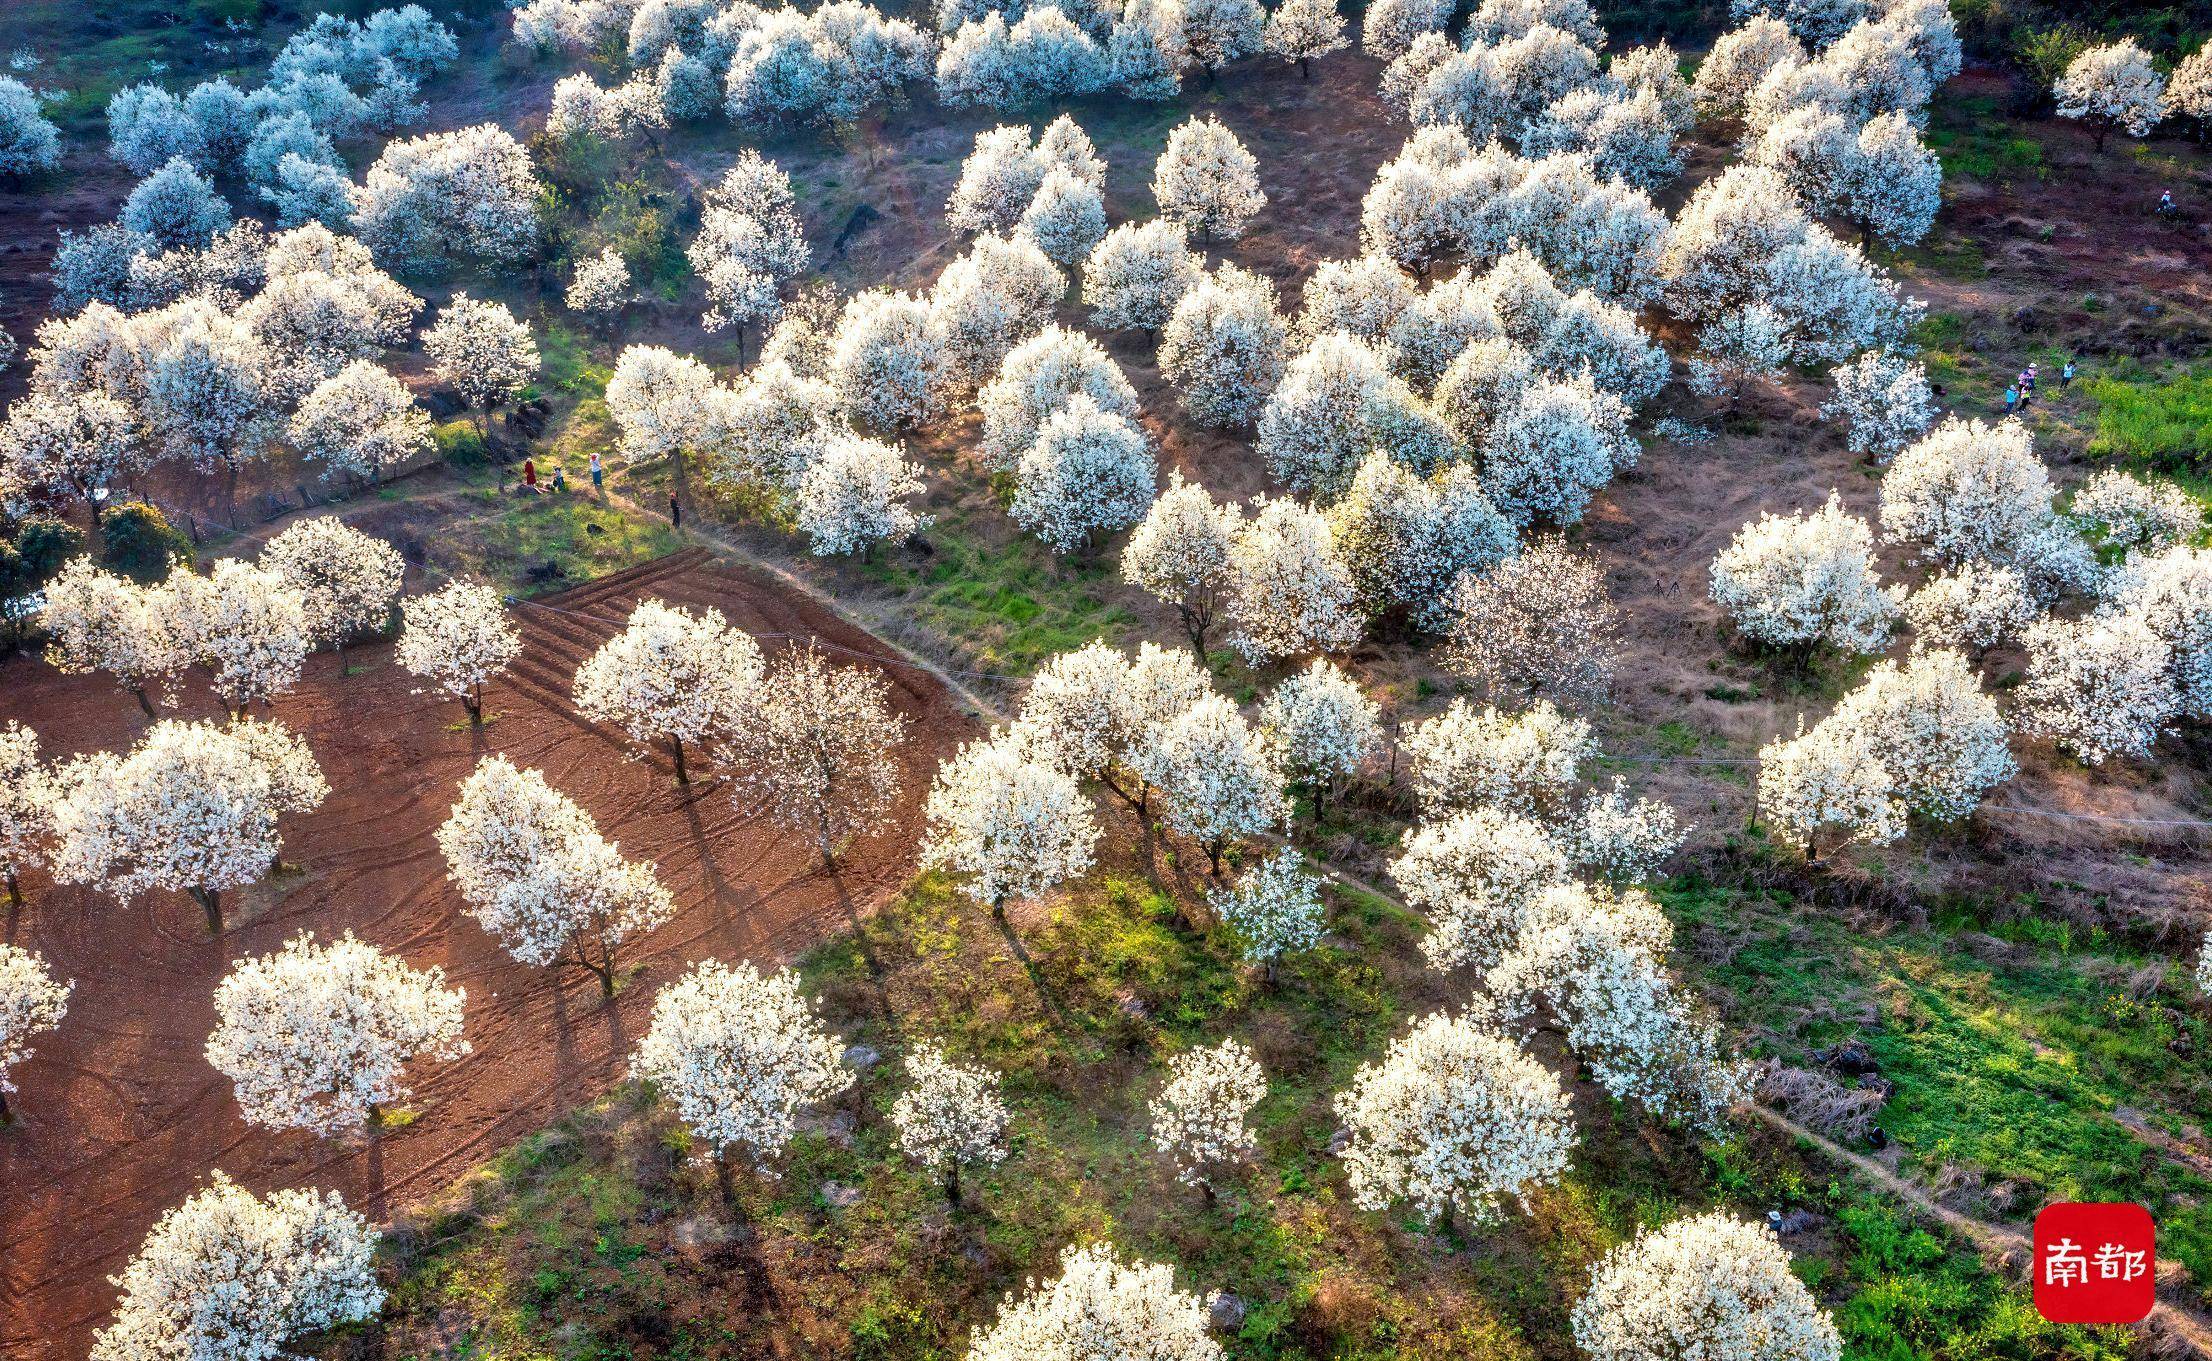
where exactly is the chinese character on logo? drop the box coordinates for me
[2035,1204,2155,1324]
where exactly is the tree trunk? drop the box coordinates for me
[1206,840,1223,876]
[0,1087,12,1123]
[130,684,157,719]
[714,1145,737,1203]
[669,735,690,785]
[465,686,484,725]
[1299,56,1311,78]
[1199,1177,1216,1206]
[193,887,222,934]
[5,869,19,909]
[946,1162,962,1206]
[1182,611,1209,668]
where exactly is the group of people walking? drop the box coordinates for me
[2004,358,2076,415]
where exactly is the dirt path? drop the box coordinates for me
[1747,1106,2212,1356]
[0,548,977,1358]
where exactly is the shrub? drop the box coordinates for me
[97,502,191,583]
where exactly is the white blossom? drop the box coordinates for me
[567,247,633,316]
[630,958,851,1167]
[1084,219,1202,333]
[1710,492,1900,657]
[1017,168,1108,266]
[1109,0,1191,98]
[1439,538,1621,709]
[1010,395,1158,553]
[1692,17,1806,118]
[1152,115,1266,243]
[0,942,68,1107]
[795,432,930,556]
[1149,1037,1267,1187]
[1478,371,1635,527]
[48,720,302,929]
[1333,1007,1575,1222]
[892,1042,1010,1198]
[829,289,952,436]
[1755,716,1902,857]
[395,577,521,722]
[1405,697,1591,819]
[288,360,433,482]
[1265,0,1346,74]
[1822,348,1933,463]
[161,559,311,717]
[422,295,539,431]
[1391,804,1568,971]
[690,151,808,335]
[720,644,908,862]
[1572,1213,1841,1361]
[260,516,405,649]
[2055,39,2166,149]
[1825,648,2014,820]
[2104,545,2212,719]
[1225,494,1364,664]
[1208,846,1325,969]
[206,929,468,1135]
[949,124,1051,235]
[0,76,61,177]
[92,1173,382,1361]
[978,324,1139,472]
[1880,417,2095,597]
[122,157,232,250]
[437,755,675,992]
[968,1243,1223,1361]
[923,732,1098,911]
[573,599,764,783]
[352,123,542,271]
[1258,658,1380,788]
[1325,454,1515,628]
[2072,469,2204,552]
[2015,612,2179,765]
[1152,693,1287,872]
[0,389,138,517]
[37,558,185,713]
[1158,264,1288,428]
[1489,883,1748,1129]
[1121,471,1241,661]
[1572,779,1685,883]
[1902,562,2040,654]
[605,343,716,499]
[931,232,1065,388]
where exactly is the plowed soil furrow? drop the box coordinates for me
[0,548,972,1359]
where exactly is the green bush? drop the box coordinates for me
[97,502,192,582]
[434,419,493,469]
[1,518,88,643]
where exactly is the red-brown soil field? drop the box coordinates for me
[0,547,975,1358]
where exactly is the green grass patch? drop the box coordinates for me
[442,490,682,595]
[853,506,1137,677]
[2083,360,2212,473]
[1925,94,2049,185]
[1663,876,2212,1301]
[333,859,2082,1361]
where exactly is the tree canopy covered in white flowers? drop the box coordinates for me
[93,1173,383,1361]
[1572,1213,1842,1361]
[968,1243,1224,1361]
[396,577,521,723]
[629,958,851,1171]
[438,755,675,995]
[206,929,469,1135]
[573,598,763,784]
